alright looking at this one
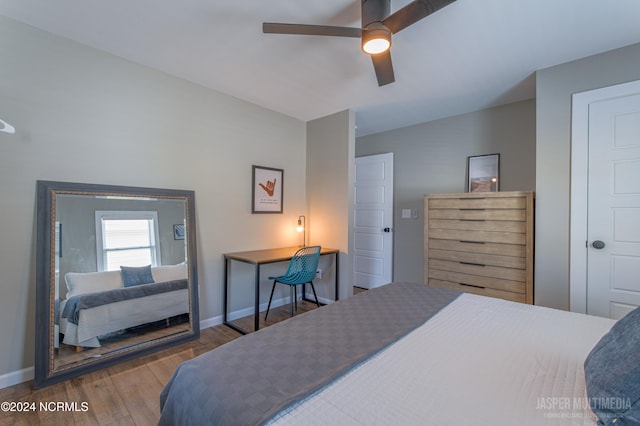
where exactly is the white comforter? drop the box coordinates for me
[272,294,615,425]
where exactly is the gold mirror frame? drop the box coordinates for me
[34,181,199,388]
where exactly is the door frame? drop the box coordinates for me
[570,79,640,313]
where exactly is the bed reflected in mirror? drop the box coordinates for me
[35,181,199,388]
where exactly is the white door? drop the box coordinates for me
[353,153,393,289]
[587,94,640,319]
[586,91,640,319]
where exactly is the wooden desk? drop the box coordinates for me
[223,246,340,334]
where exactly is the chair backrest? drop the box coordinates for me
[283,246,321,284]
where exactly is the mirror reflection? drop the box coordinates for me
[54,194,190,369]
[35,181,199,388]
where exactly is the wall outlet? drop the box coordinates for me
[315,269,323,279]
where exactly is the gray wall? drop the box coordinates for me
[535,42,640,310]
[0,16,308,381]
[307,110,355,300]
[356,100,536,283]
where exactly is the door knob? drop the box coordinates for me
[383,227,391,233]
[592,240,606,249]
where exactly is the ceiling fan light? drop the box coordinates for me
[362,26,391,54]
[363,38,390,54]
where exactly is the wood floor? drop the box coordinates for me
[0,299,325,426]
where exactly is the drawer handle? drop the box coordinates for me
[460,283,486,289]
[459,240,485,244]
[459,219,486,222]
[460,261,485,267]
[459,208,486,211]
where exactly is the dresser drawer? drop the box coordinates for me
[429,279,526,304]
[429,248,526,269]
[429,258,526,282]
[428,219,526,233]
[427,196,526,210]
[427,228,526,245]
[427,267,526,294]
[428,208,526,221]
[428,239,527,257]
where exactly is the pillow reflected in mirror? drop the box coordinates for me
[120,265,155,287]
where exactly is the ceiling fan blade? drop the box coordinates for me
[371,50,395,86]
[382,0,456,34]
[263,23,362,38]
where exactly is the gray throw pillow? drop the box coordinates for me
[584,306,640,425]
[120,265,155,287]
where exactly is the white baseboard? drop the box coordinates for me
[306,293,334,306]
[199,314,223,330]
[0,366,34,389]
[1,295,332,390]
[223,296,293,322]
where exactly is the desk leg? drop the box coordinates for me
[254,264,260,332]
[335,251,339,301]
[223,257,229,325]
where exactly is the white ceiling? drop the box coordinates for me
[1,0,640,137]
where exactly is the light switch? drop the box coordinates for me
[401,209,411,219]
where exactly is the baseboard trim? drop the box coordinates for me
[199,315,223,330]
[302,292,334,306]
[0,366,34,389]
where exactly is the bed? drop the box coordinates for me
[59,263,189,348]
[158,282,639,425]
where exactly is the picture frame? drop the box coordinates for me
[252,165,283,213]
[467,153,500,192]
[173,224,185,240]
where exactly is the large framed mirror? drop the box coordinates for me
[35,181,199,388]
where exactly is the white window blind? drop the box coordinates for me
[96,211,161,271]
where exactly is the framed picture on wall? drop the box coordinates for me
[467,154,500,192]
[173,224,185,240]
[252,165,283,213]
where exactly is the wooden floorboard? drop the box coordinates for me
[0,299,327,426]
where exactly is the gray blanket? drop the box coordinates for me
[158,282,461,426]
[61,279,187,325]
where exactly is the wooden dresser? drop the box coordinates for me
[424,191,534,304]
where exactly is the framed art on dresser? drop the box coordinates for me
[467,153,499,192]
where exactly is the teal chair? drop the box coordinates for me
[265,246,321,320]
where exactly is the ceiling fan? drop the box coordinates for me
[263,0,457,86]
